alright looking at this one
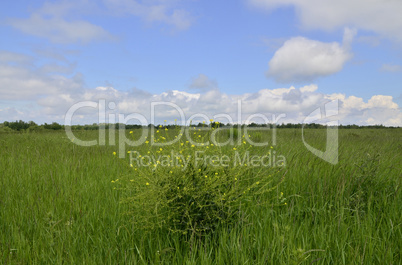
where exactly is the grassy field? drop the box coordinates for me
[0,128,401,264]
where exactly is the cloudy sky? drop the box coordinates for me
[0,0,401,126]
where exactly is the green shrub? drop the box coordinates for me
[118,125,284,235]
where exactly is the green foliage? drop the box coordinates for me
[43,122,63,130]
[119,126,284,235]
[0,128,400,264]
[346,153,397,216]
[4,120,31,131]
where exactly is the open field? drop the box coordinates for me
[0,128,401,264]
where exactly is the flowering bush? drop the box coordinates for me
[117,123,284,234]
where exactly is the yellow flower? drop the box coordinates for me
[127,151,131,154]
[130,164,133,167]
[156,130,159,133]
[233,147,236,150]
[165,128,168,131]
[145,141,149,144]
[209,119,213,122]
[146,182,149,186]
[205,175,208,178]
[164,120,166,123]
[191,145,195,148]
[113,152,116,156]
[129,131,133,134]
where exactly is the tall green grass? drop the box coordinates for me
[0,128,401,264]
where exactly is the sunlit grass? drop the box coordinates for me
[0,128,400,264]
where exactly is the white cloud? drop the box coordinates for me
[0,51,83,100]
[380,64,402,73]
[0,51,33,65]
[366,95,398,109]
[300,84,318,93]
[7,0,193,43]
[7,0,114,44]
[2,82,402,126]
[189,74,217,91]
[103,0,194,31]
[267,28,355,82]
[24,83,402,126]
[9,14,114,44]
[249,0,402,42]
[0,51,401,126]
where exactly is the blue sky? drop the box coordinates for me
[0,0,401,125]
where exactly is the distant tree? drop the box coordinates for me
[6,120,30,131]
[44,122,63,130]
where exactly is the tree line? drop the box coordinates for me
[0,120,398,132]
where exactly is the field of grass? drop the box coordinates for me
[0,128,401,264]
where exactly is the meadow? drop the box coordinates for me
[0,127,401,264]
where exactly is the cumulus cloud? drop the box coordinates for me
[0,51,401,126]
[267,28,355,82]
[249,0,402,42]
[61,85,400,126]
